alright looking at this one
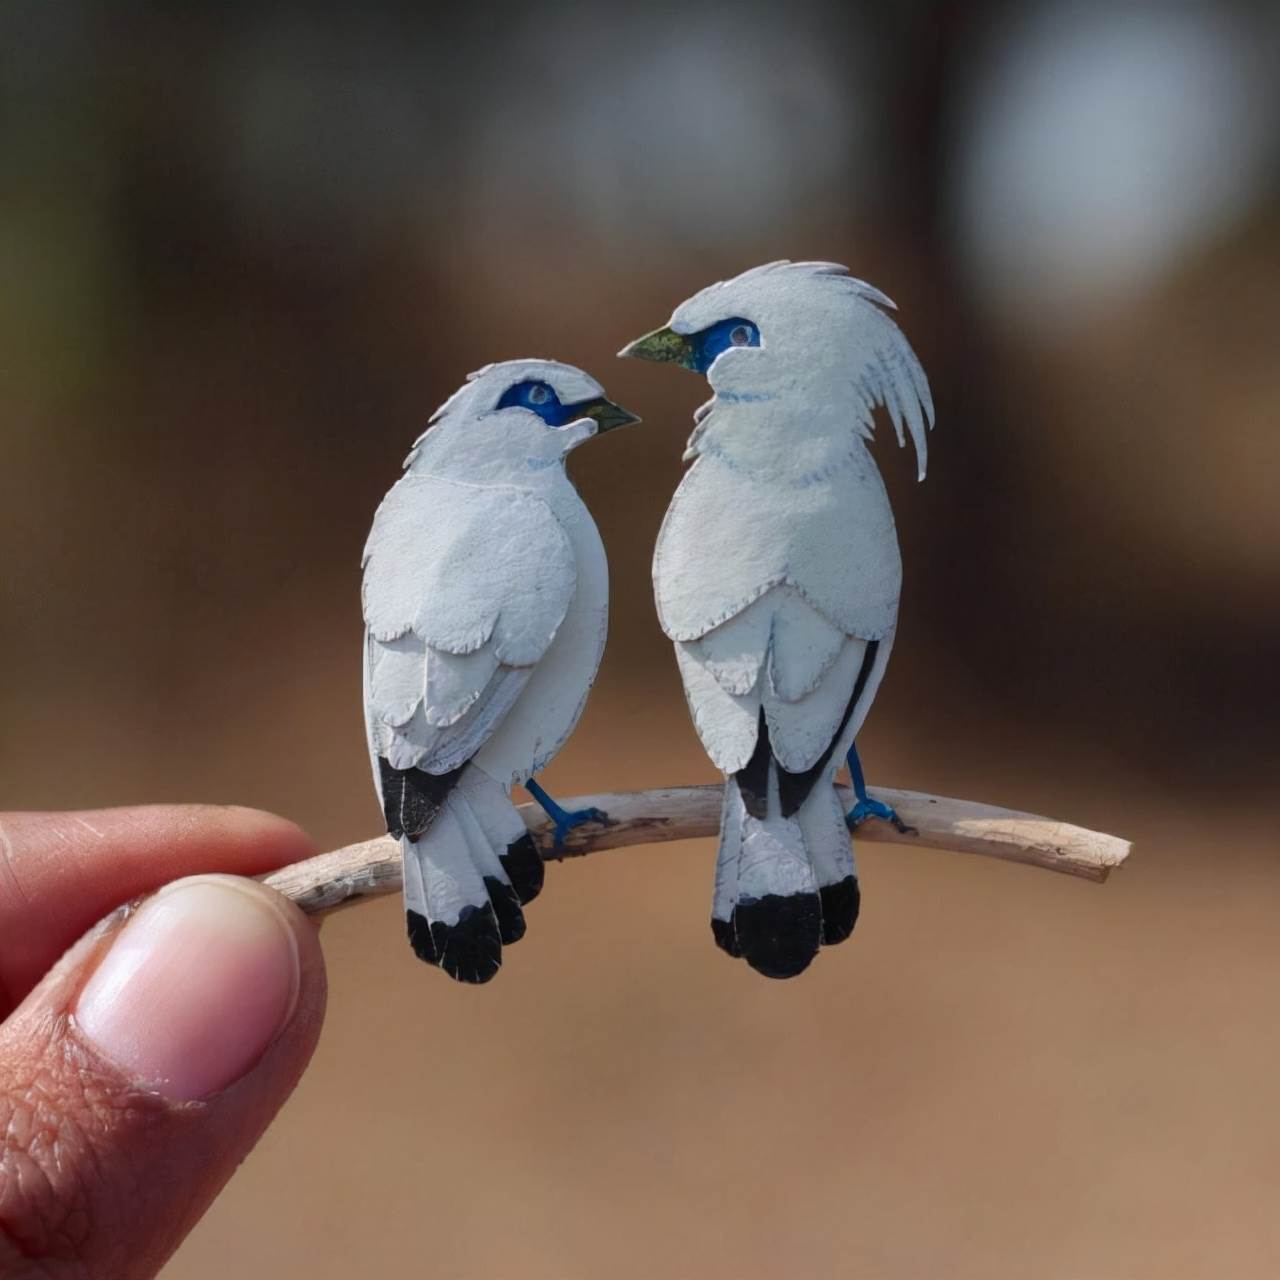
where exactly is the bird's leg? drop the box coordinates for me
[844,743,915,835]
[524,778,609,850]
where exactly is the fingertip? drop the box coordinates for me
[74,874,326,1102]
[0,872,329,1275]
[206,806,317,865]
[0,805,319,1008]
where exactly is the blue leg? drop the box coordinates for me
[525,778,609,850]
[845,743,915,835]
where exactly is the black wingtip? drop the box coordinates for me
[776,638,882,819]
[819,875,861,945]
[380,757,465,841]
[483,875,527,946]
[500,832,545,904]
[734,892,822,979]
[734,710,772,820]
[776,772,806,820]
[711,914,742,958]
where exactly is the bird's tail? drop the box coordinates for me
[797,782,860,946]
[402,765,544,984]
[712,772,859,979]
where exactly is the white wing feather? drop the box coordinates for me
[695,593,772,696]
[655,455,902,774]
[673,640,760,775]
[768,595,846,702]
[363,475,576,777]
[674,588,873,775]
[654,462,901,645]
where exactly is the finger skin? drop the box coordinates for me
[0,885,326,1280]
[0,806,314,1011]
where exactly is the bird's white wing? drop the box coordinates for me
[654,460,900,645]
[655,461,897,776]
[671,590,882,777]
[363,474,576,777]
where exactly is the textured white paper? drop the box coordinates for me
[647,261,934,975]
[361,359,616,973]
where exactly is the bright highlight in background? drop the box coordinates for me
[956,1,1275,330]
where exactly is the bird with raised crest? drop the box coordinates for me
[361,360,639,982]
[621,261,934,979]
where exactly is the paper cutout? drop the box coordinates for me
[361,360,638,983]
[622,261,934,980]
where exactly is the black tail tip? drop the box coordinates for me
[711,914,742,957]
[820,876,861,946]
[734,892,822,979]
[406,905,502,983]
[406,909,440,964]
[501,832,545,904]
[484,875,527,946]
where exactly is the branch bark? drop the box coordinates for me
[262,784,1131,918]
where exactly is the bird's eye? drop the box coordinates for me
[730,325,751,347]
[528,384,551,405]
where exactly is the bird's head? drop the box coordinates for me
[620,262,934,480]
[407,359,639,482]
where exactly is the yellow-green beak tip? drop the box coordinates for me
[618,326,696,369]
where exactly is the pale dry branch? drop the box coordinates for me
[262,784,1131,917]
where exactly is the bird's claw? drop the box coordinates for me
[551,807,610,851]
[846,798,916,836]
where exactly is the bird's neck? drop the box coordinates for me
[407,436,570,493]
[689,397,874,486]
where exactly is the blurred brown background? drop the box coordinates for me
[3,1,1279,1276]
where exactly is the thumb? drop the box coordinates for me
[0,875,326,1279]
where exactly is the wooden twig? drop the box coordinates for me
[262,784,1131,917]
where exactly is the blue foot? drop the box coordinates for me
[845,740,916,835]
[845,796,914,835]
[525,779,610,851]
[550,806,608,849]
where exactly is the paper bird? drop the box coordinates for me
[361,361,638,982]
[621,261,934,979]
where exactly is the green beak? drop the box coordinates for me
[618,325,697,371]
[574,396,641,433]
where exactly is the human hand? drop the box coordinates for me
[0,806,327,1279]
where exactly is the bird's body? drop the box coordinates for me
[625,262,933,979]
[361,359,635,982]
[472,477,608,786]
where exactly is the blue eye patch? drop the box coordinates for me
[496,380,575,427]
[688,317,761,373]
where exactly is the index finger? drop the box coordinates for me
[0,805,314,1012]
